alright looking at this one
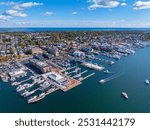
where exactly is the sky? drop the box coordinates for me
[0,0,150,28]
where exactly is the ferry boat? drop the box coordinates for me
[144,79,149,84]
[122,92,128,99]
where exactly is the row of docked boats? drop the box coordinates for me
[21,90,35,97]
[16,84,31,92]
[27,87,58,104]
[16,77,45,92]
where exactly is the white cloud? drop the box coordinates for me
[0,2,43,9]
[0,1,16,6]
[0,15,11,21]
[0,2,43,20]
[88,0,120,10]
[72,12,78,15]
[133,1,150,10]
[121,2,127,6]
[44,11,55,16]
[14,2,43,10]
[4,10,27,17]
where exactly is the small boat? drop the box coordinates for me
[103,70,112,74]
[122,92,128,99]
[99,79,105,84]
[144,79,149,84]
[108,61,115,65]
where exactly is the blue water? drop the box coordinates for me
[0,28,150,32]
[0,47,150,113]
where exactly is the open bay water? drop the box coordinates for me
[0,47,150,113]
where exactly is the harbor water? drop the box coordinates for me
[0,47,150,113]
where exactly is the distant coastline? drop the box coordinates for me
[0,27,150,32]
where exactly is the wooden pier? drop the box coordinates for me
[73,70,88,78]
[79,73,95,81]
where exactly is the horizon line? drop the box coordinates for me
[0,27,150,29]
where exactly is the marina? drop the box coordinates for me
[1,46,150,112]
[0,57,98,103]
[0,42,149,104]
[0,28,150,112]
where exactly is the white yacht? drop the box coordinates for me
[122,92,128,99]
[99,79,105,84]
[144,79,149,84]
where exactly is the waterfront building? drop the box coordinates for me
[48,72,69,88]
[29,58,51,73]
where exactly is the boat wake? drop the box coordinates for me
[99,68,124,84]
